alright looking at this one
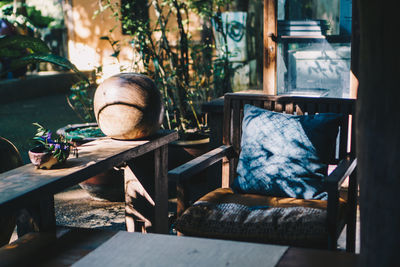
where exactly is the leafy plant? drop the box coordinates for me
[67,79,96,123]
[32,122,77,163]
[0,33,94,124]
[0,34,88,81]
[0,1,61,30]
[98,0,233,133]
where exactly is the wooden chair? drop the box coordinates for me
[169,93,357,252]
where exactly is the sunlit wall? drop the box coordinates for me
[64,0,203,81]
[64,0,131,79]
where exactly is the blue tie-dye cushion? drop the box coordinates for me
[232,104,343,200]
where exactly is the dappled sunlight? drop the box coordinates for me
[68,42,98,70]
[66,0,205,75]
[67,0,133,73]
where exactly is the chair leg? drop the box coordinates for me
[176,182,189,218]
[327,184,339,250]
[346,171,358,252]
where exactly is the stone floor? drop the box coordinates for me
[54,186,126,231]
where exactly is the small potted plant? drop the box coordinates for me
[28,123,77,169]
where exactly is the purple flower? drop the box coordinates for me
[45,132,52,141]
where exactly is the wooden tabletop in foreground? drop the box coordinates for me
[0,130,178,214]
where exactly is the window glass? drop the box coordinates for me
[277,0,352,98]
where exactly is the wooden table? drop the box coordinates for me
[73,231,288,267]
[0,228,358,267]
[0,130,178,236]
[38,229,355,267]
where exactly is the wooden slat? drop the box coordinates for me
[285,102,294,114]
[317,103,328,113]
[328,103,340,113]
[306,102,317,114]
[263,99,273,110]
[222,95,232,145]
[242,100,252,107]
[295,103,305,115]
[253,100,263,108]
[231,100,241,153]
[274,101,283,112]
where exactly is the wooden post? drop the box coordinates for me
[357,1,400,265]
[124,163,154,233]
[263,0,277,95]
[153,145,169,234]
[124,146,169,234]
[16,195,56,237]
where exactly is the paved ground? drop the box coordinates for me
[2,93,359,252]
[0,93,81,164]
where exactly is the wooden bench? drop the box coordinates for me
[0,130,178,242]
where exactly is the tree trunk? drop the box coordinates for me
[357,1,400,266]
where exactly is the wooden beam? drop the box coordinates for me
[350,0,360,98]
[357,1,400,265]
[263,0,277,95]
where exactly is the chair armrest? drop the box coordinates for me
[325,156,357,189]
[168,145,235,183]
[325,156,357,249]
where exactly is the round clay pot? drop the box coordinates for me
[0,137,23,246]
[78,169,124,202]
[93,73,164,140]
[56,122,105,146]
[168,133,210,199]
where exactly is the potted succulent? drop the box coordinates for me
[28,123,77,169]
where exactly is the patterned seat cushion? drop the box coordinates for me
[175,188,346,248]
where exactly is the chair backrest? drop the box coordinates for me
[222,93,356,185]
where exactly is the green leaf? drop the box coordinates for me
[9,54,89,83]
[111,51,120,58]
[100,36,110,40]
[0,35,50,55]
